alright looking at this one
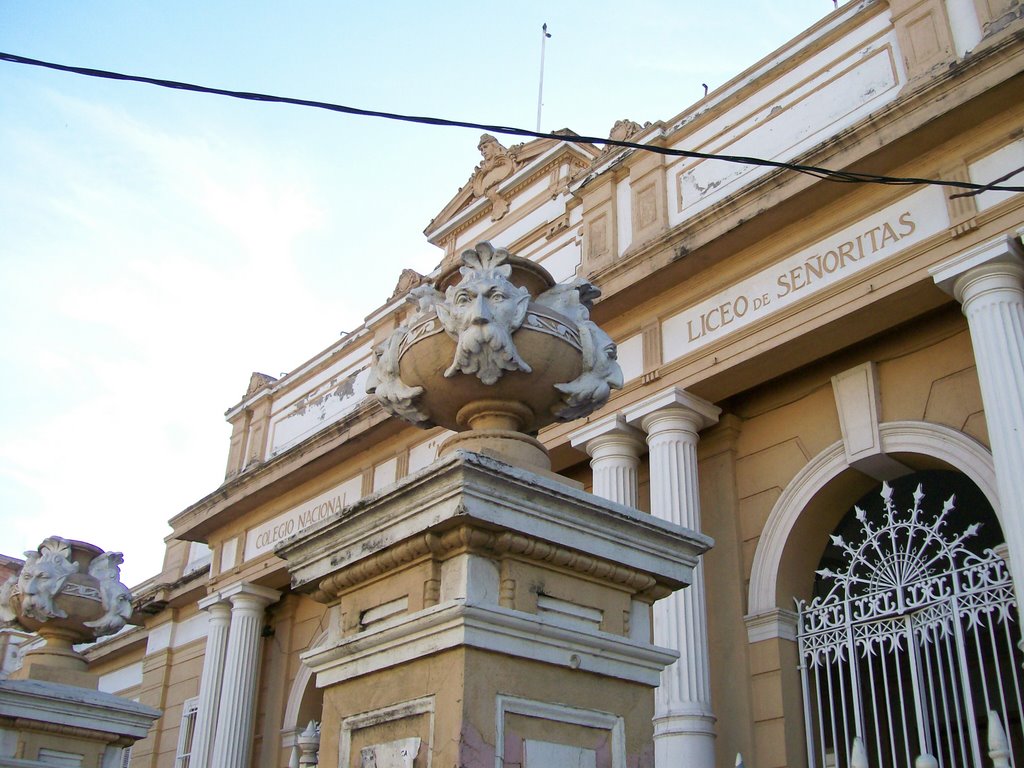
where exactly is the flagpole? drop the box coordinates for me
[536,23,551,132]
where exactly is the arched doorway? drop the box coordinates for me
[282,629,325,767]
[796,470,1022,768]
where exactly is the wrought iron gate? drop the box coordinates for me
[796,481,1023,768]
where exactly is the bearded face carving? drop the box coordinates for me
[435,253,532,385]
[367,242,624,436]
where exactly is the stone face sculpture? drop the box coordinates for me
[14,537,79,622]
[435,244,532,384]
[84,552,134,636]
[0,537,134,673]
[367,242,622,470]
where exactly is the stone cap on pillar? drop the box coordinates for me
[212,582,282,607]
[0,678,161,742]
[278,450,711,599]
[930,233,1024,297]
[276,449,711,690]
[569,413,646,454]
[622,386,721,432]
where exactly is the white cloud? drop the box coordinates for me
[0,91,347,586]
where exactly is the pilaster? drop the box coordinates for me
[624,387,721,768]
[209,583,281,768]
[931,233,1024,602]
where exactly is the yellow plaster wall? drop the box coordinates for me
[317,647,655,768]
[132,636,204,768]
[711,307,986,768]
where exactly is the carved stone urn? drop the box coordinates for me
[368,242,623,471]
[0,536,133,675]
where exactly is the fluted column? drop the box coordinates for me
[190,596,231,768]
[209,583,281,768]
[625,387,720,768]
[932,234,1024,602]
[570,414,646,507]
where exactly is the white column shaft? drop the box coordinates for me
[643,409,716,768]
[210,591,277,768]
[191,601,231,768]
[956,261,1024,594]
[590,437,642,507]
[571,415,645,508]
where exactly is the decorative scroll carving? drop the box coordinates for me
[389,268,425,301]
[609,119,644,143]
[0,574,17,624]
[595,118,652,160]
[367,326,430,426]
[469,134,518,220]
[245,371,278,399]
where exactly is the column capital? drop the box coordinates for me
[570,414,646,456]
[622,386,721,434]
[218,582,281,608]
[197,592,232,612]
[930,233,1024,301]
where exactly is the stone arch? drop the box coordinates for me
[281,629,327,748]
[747,420,998,620]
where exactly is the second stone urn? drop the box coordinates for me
[367,242,623,470]
[0,536,133,678]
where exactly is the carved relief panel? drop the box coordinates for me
[629,152,667,249]
[889,0,956,78]
[579,177,617,276]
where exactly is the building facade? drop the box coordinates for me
[72,1,1024,766]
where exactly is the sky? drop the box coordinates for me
[0,1,841,587]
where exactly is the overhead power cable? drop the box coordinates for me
[2,50,1022,195]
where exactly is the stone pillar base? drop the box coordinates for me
[654,712,718,768]
[280,450,711,768]
[0,679,160,767]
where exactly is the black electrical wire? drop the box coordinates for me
[2,50,1022,195]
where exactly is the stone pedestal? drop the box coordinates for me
[0,679,160,767]
[279,450,710,768]
[0,537,160,767]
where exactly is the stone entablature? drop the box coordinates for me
[572,2,1023,293]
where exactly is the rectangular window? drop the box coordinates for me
[174,697,200,768]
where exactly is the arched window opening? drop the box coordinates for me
[797,471,1022,768]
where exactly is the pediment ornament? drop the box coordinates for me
[469,134,521,221]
